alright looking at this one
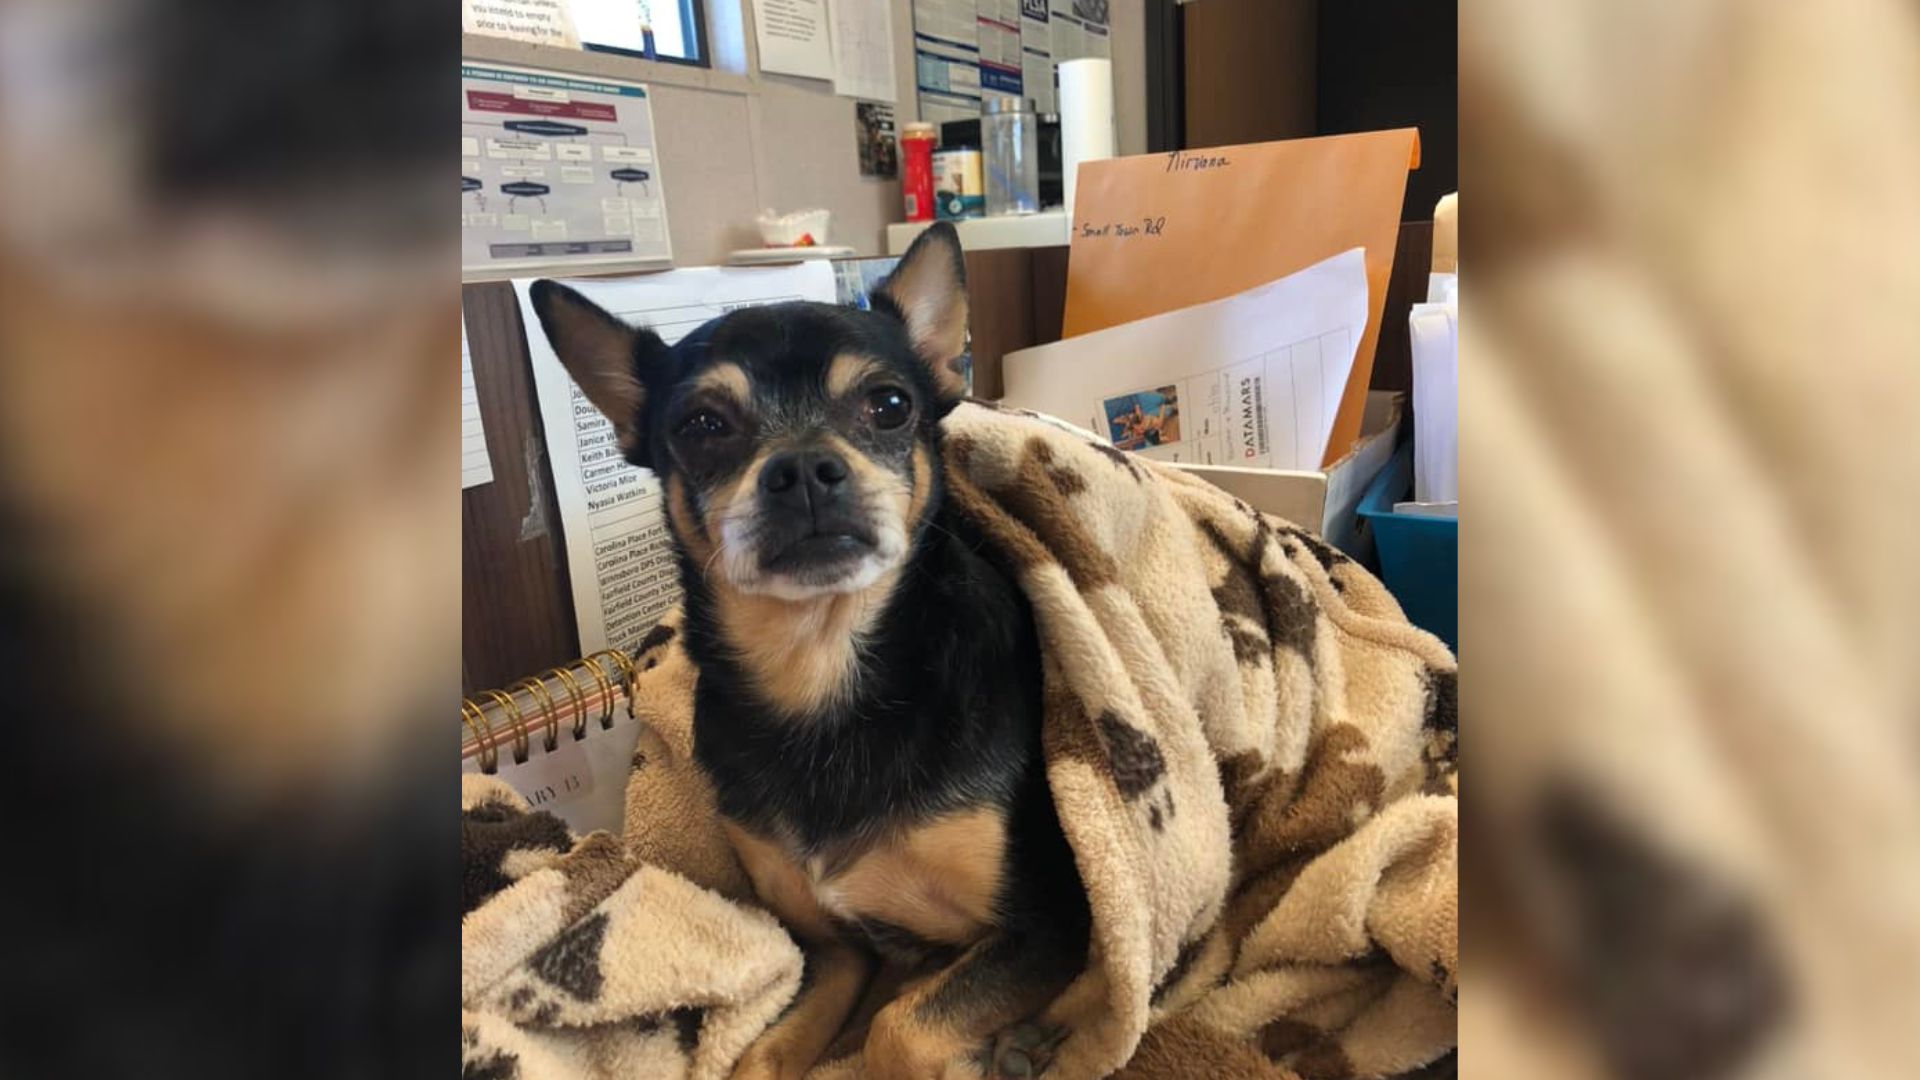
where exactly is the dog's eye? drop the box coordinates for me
[675,409,731,439]
[864,387,913,430]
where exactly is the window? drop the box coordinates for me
[574,0,708,66]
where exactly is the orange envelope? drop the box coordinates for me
[1063,129,1420,467]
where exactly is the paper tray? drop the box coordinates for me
[1356,440,1458,651]
[1168,391,1402,562]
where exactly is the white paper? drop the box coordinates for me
[514,264,837,655]
[461,688,640,836]
[754,0,837,81]
[912,0,983,124]
[1392,500,1459,519]
[1002,248,1370,471]
[1021,31,1054,114]
[976,1,1022,96]
[828,0,898,102]
[1409,298,1459,503]
[462,0,580,48]
[1048,0,1109,65]
[461,316,494,489]
[463,63,672,276]
[570,0,651,52]
[913,0,978,47]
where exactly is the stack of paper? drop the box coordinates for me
[1001,249,1370,472]
[461,317,494,489]
[1062,129,1420,467]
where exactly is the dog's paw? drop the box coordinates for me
[988,1022,1068,1079]
[729,1041,800,1080]
[864,1002,975,1080]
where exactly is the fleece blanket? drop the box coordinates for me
[461,401,1459,1080]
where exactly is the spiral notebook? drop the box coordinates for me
[460,648,643,836]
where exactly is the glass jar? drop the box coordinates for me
[982,96,1040,216]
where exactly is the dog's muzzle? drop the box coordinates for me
[754,447,880,575]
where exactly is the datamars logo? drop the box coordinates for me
[1236,375,1268,459]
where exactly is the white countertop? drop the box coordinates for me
[886,211,1070,255]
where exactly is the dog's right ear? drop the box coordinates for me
[530,280,671,463]
[871,222,969,406]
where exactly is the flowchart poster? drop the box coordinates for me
[462,62,673,277]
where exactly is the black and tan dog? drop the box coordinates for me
[531,224,1089,1079]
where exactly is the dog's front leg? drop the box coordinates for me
[864,929,1082,1080]
[731,939,875,1080]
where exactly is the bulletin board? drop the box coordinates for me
[461,62,673,279]
[912,0,1110,124]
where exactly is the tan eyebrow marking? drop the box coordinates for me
[691,362,750,403]
[826,354,882,398]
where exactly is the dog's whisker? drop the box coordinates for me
[919,518,967,547]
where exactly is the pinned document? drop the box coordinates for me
[462,315,494,489]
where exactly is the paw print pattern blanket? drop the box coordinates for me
[462,401,1458,1079]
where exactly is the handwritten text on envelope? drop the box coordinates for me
[1063,129,1419,467]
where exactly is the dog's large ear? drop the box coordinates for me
[530,280,671,464]
[871,222,969,404]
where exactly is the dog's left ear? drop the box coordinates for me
[872,222,969,404]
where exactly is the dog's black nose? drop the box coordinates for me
[760,448,850,499]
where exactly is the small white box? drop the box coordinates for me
[1168,391,1402,559]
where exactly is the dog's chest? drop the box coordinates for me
[724,809,1007,949]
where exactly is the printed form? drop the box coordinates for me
[1001,248,1369,472]
[514,264,837,655]
[462,315,494,489]
[829,0,898,102]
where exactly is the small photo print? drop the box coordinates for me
[1072,0,1110,26]
[1103,385,1182,451]
[856,102,898,178]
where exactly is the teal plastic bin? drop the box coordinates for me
[1356,441,1457,652]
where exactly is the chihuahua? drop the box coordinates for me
[531,223,1088,1080]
